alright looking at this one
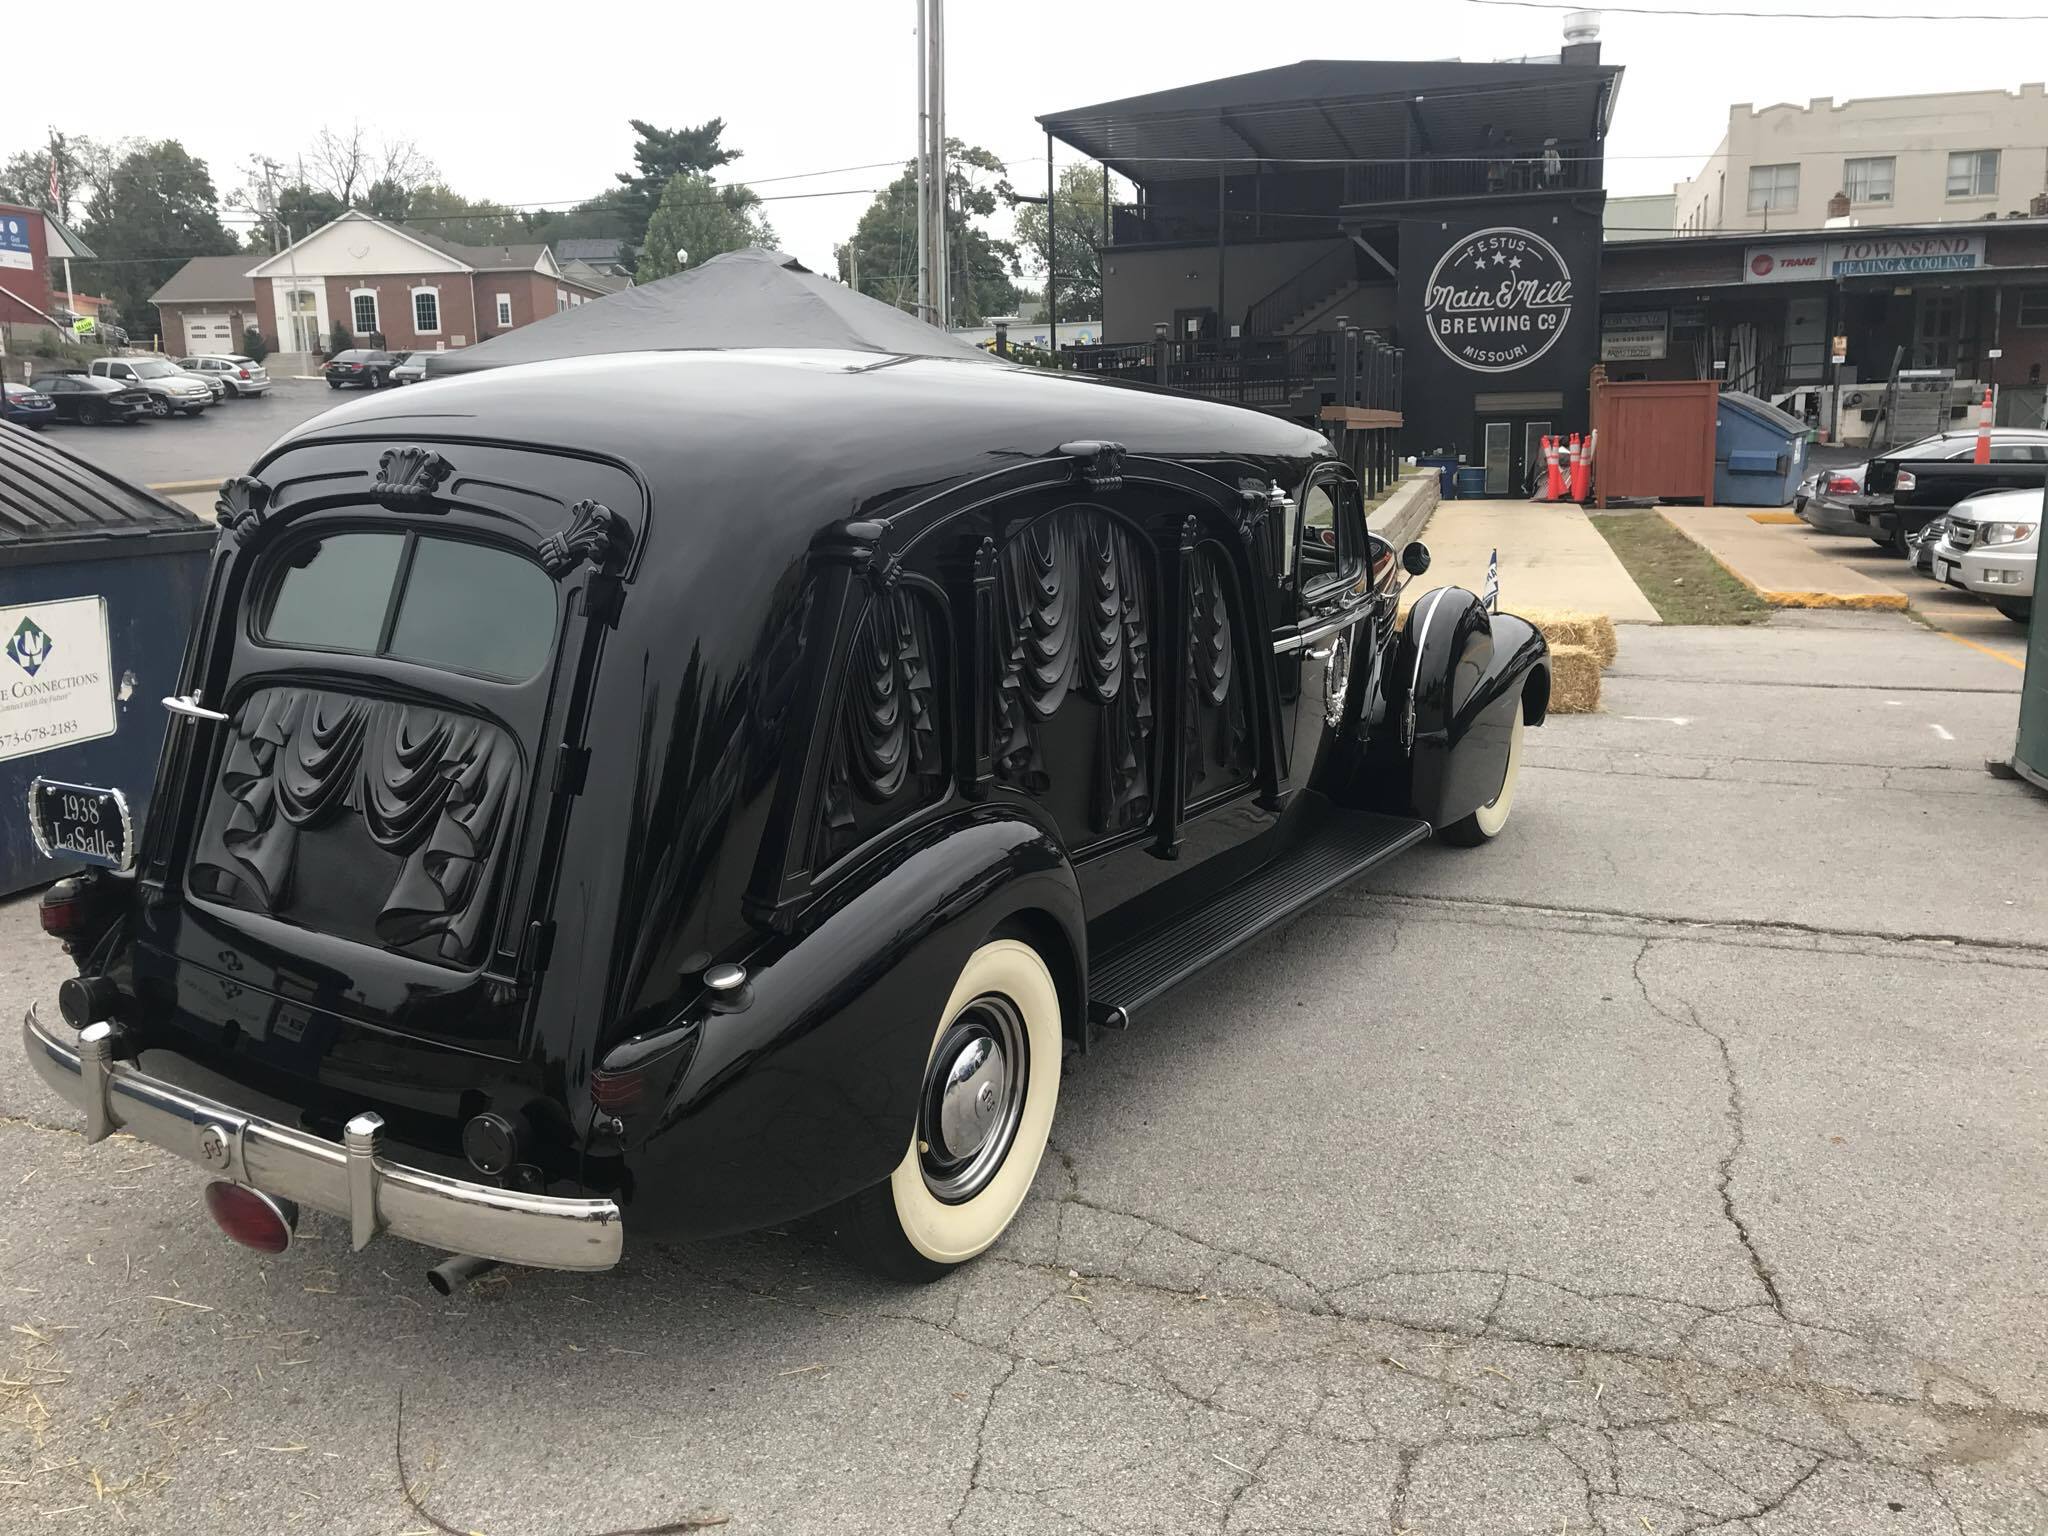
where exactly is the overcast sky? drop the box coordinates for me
[5,0,2045,275]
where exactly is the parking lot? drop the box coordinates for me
[2,612,2042,1535]
[28,377,348,491]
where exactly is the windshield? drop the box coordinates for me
[131,360,182,379]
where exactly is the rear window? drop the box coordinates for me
[259,531,556,680]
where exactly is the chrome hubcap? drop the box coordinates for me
[919,996,1028,1203]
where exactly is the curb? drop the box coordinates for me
[148,479,224,495]
[1657,510,1911,612]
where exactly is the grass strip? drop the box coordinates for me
[1589,513,1772,625]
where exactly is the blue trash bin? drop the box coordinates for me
[1454,466,1489,500]
[1,425,214,895]
[1418,454,1459,498]
[1714,391,1809,507]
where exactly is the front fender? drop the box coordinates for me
[1345,588,1549,827]
[622,803,1083,1240]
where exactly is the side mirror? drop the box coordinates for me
[1401,541,1432,577]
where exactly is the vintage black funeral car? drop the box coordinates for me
[25,349,1548,1284]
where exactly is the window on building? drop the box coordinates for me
[494,293,512,327]
[350,291,379,334]
[1746,163,1799,214]
[413,288,440,333]
[1947,150,1999,198]
[1844,157,1894,204]
[556,288,569,313]
[2017,288,2048,328]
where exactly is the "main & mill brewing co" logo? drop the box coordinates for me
[1423,226,1574,374]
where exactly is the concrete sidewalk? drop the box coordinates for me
[1415,496,1660,622]
[1660,505,1909,610]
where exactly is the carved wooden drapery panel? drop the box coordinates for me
[993,508,1156,839]
[190,686,522,966]
[1183,544,1253,803]
[813,586,946,867]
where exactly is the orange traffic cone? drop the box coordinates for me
[1974,385,1994,463]
[1571,429,1595,503]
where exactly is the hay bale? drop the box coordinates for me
[1545,642,1603,715]
[1517,606,1619,669]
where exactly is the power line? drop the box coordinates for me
[1466,0,2048,17]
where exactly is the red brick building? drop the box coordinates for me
[216,211,606,356]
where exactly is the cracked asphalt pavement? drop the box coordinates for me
[2,611,2044,1534]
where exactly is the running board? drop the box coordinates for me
[1086,809,1431,1028]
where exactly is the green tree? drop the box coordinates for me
[401,184,523,245]
[1012,163,1114,320]
[834,141,1022,328]
[615,119,740,250]
[635,172,776,283]
[0,133,120,224]
[78,141,237,333]
[240,182,345,254]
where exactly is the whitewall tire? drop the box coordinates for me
[831,937,1062,1280]
[1440,704,1524,846]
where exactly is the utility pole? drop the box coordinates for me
[914,0,929,323]
[928,0,949,330]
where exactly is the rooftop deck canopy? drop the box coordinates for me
[1040,58,1623,184]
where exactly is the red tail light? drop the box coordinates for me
[591,1068,645,1113]
[1826,473,1859,495]
[203,1182,298,1254]
[237,368,250,379]
[38,878,95,937]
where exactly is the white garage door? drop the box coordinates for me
[182,314,235,354]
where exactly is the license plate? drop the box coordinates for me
[27,779,133,872]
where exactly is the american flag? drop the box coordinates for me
[47,157,60,211]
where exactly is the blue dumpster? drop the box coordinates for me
[1715,391,1809,507]
[1,425,214,895]
[1418,454,1459,498]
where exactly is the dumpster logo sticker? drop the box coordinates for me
[6,617,52,677]
[0,597,117,764]
[1422,226,1574,374]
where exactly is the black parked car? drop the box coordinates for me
[1858,428,2048,552]
[30,372,150,425]
[1,380,56,428]
[323,349,399,389]
[22,349,1548,1286]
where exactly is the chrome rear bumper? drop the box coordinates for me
[21,1006,623,1272]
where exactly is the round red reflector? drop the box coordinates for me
[203,1181,297,1255]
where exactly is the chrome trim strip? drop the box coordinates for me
[1273,603,1374,655]
[22,1006,624,1272]
[1403,587,1451,754]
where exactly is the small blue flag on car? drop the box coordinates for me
[1484,548,1499,613]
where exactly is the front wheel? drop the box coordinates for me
[1997,602,2033,624]
[149,396,171,418]
[1439,705,1525,847]
[827,937,1063,1281]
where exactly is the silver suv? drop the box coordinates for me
[88,356,212,417]
[176,354,271,398]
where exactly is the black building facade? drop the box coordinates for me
[1040,50,1621,492]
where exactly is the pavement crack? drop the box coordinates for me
[946,1357,1019,1535]
[1631,941,1786,1322]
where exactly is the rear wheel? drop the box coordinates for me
[1440,705,1525,847]
[827,937,1062,1282]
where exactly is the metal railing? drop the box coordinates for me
[1062,326,1401,420]
[1243,244,1357,338]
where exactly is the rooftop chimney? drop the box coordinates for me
[1561,9,1602,65]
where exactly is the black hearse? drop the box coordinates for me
[25,324,1548,1286]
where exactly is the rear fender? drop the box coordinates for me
[621,804,1085,1240]
[1347,588,1549,828]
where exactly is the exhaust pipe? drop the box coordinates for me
[427,1252,502,1295]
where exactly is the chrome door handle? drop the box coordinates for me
[162,693,228,723]
[1306,644,1336,661]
